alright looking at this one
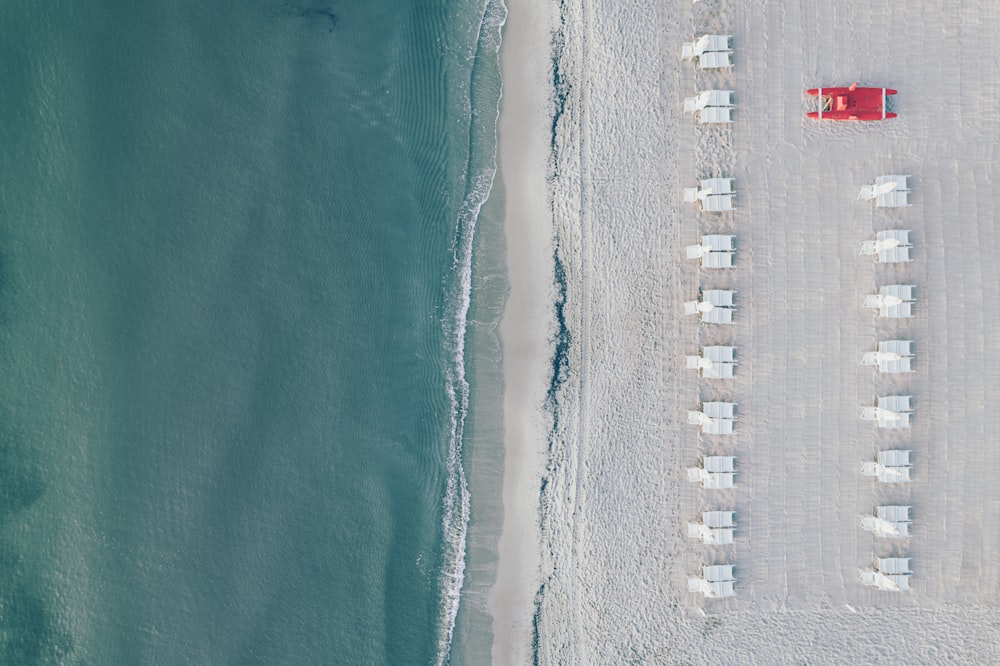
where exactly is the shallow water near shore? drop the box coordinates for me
[0,1,506,662]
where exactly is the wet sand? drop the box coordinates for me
[490,0,556,663]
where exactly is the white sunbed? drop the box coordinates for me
[687,412,735,435]
[684,290,736,324]
[878,505,912,523]
[859,408,910,429]
[879,557,912,575]
[860,450,913,483]
[702,250,734,268]
[859,175,911,208]
[684,178,735,212]
[860,557,912,591]
[698,51,733,69]
[685,235,736,268]
[704,456,735,473]
[703,234,735,251]
[859,463,911,483]
[860,570,911,591]
[685,355,734,378]
[703,345,735,363]
[860,505,912,538]
[703,511,735,529]
[688,511,736,545]
[689,579,736,598]
[702,193,734,211]
[687,524,734,544]
[879,449,912,467]
[681,35,731,60]
[864,285,916,318]
[683,180,734,199]
[688,564,736,598]
[700,177,734,195]
[699,107,733,124]
[704,564,735,580]
[700,289,735,307]
[861,340,914,374]
[683,90,734,113]
[860,230,913,263]
[687,402,737,435]
[860,395,913,429]
[703,401,736,419]
[685,345,736,379]
[686,456,735,489]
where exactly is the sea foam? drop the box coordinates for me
[435,0,508,663]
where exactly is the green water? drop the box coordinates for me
[0,0,508,662]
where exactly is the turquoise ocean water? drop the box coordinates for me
[0,0,507,662]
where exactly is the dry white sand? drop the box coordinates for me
[491,0,1000,662]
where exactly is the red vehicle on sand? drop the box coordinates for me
[806,83,897,120]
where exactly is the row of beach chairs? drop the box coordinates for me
[858,173,918,592]
[680,33,740,601]
[681,34,733,125]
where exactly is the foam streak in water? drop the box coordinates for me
[436,0,508,663]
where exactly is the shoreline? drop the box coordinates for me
[488,0,556,662]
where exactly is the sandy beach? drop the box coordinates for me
[489,0,556,663]
[493,0,1000,662]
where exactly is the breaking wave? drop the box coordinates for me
[434,0,507,663]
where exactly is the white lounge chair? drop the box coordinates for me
[687,402,737,435]
[701,177,734,194]
[688,511,736,545]
[685,345,736,379]
[683,178,735,212]
[878,505,912,523]
[860,463,910,483]
[879,557,912,575]
[860,570,911,591]
[688,564,736,598]
[703,402,736,419]
[699,107,733,124]
[704,288,735,309]
[687,411,735,435]
[861,395,913,429]
[859,175,911,208]
[860,505,912,538]
[860,557,912,591]
[685,234,736,268]
[683,90,734,113]
[704,456,735,473]
[698,51,733,69]
[859,408,910,428]
[702,195,733,211]
[860,230,912,263]
[703,234,735,251]
[702,250,734,267]
[860,450,913,483]
[686,456,735,489]
[681,35,731,61]
[682,302,732,323]
[683,290,736,324]
[703,511,735,529]
[687,525,734,545]
[864,285,915,318]
[861,340,914,374]
[879,449,912,467]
